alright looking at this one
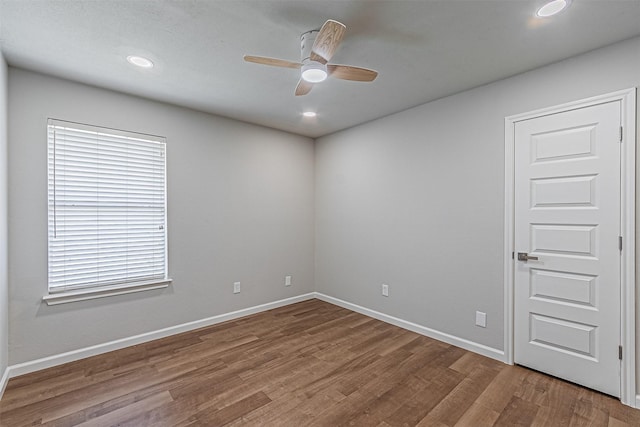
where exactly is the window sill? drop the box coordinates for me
[42,279,172,306]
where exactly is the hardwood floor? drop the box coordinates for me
[1,299,639,426]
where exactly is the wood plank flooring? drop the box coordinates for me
[1,299,639,426]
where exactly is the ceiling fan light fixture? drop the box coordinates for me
[301,61,327,83]
[536,0,571,17]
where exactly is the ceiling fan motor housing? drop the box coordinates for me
[300,30,318,62]
[300,30,327,82]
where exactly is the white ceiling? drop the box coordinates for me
[1,0,639,138]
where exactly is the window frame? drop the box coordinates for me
[43,119,171,305]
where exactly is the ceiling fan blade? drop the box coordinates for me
[295,79,313,96]
[310,20,346,64]
[327,65,378,82]
[244,55,301,69]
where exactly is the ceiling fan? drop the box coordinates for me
[244,19,378,96]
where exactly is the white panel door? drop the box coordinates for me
[514,101,621,397]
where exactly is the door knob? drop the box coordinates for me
[517,252,539,261]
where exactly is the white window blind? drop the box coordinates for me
[47,119,167,293]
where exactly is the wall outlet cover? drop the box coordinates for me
[233,282,241,294]
[475,311,487,328]
[382,283,389,297]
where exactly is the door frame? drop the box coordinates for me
[503,88,637,406]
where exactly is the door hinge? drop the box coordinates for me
[619,236,623,252]
[512,251,514,260]
[619,345,623,360]
[620,126,623,142]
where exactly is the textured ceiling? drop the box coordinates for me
[1,0,639,138]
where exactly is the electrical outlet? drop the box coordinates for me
[233,281,241,294]
[382,283,389,297]
[475,311,487,328]
[285,275,292,287]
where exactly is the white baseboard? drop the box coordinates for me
[635,394,640,409]
[314,292,506,363]
[0,365,9,399]
[6,291,506,381]
[7,293,315,378]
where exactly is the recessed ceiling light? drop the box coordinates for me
[303,111,317,118]
[126,55,154,68]
[536,0,571,18]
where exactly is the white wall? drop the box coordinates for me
[0,53,9,391]
[315,37,640,354]
[8,69,315,365]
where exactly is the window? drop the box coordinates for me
[45,119,169,304]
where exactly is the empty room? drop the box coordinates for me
[1,0,640,425]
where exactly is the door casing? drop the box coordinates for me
[504,88,637,407]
